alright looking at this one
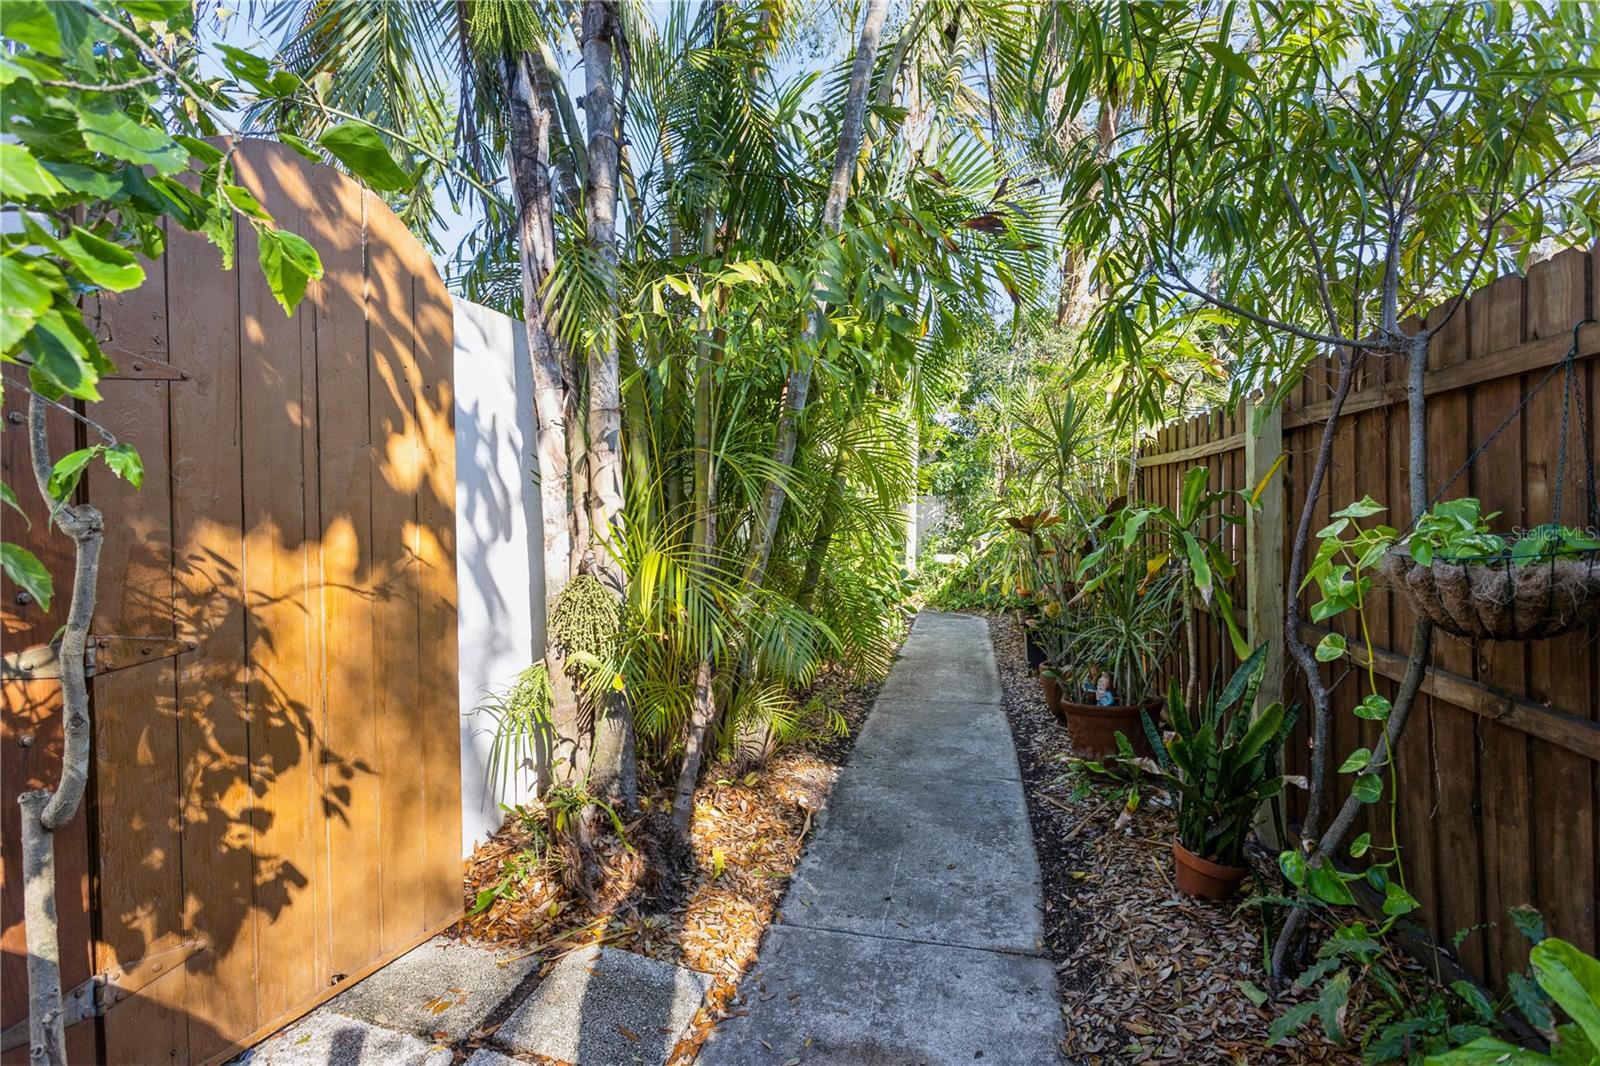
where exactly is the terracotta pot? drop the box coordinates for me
[1171,838,1248,900]
[1040,674,1062,715]
[1059,698,1158,758]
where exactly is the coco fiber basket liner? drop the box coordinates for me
[1379,549,1600,641]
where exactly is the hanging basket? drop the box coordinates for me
[1379,549,1600,641]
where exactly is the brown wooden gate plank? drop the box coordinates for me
[90,246,190,1061]
[164,197,260,1063]
[406,240,464,931]
[364,189,428,949]
[233,141,330,1024]
[303,157,384,984]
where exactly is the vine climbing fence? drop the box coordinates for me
[1137,246,1599,993]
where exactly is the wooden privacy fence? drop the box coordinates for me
[1136,245,1599,992]
[2,140,461,1064]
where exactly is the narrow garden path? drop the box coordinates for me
[700,611,1064,1064]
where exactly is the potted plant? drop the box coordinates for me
[1142,645,1294,900]
[1376,497,1600,640]
[1056,548,1182,757]
[1005,509,1062,672]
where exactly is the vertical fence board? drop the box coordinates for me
[304,160,383,984]
[1468,275,1536,982]
[1418,297,1489,976]
[165,208,259,1061]
[365,188,428,951]
[1522,251,1597,954]
[233,142,327,1027]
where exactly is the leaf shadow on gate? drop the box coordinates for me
[72,539,384,1064]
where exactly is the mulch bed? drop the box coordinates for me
[988,612,1360,1065]
[447,663,884,1065]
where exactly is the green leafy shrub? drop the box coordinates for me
[1409,498,1600,565]
[1427,935,1600,1065]
[1142,645,1294,866]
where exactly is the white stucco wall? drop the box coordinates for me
[453,297,544,855]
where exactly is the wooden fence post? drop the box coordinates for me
[1245,394,1286,702]
[1245,393,1286,846]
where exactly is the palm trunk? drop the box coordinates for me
[505,52,583,776]
[1056,102,1117,327]
[579,0,636,811]
[743,0,890,589]
[797,453,848,611]
[672,208,722,838]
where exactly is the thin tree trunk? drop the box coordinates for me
[1056,102,1116,327]
[743,0,889,589]
[905,406,919,573]
[582,0,626,567]
[579,0,636,812]
[505,52,583,774]
[796,453,847,612]
[1272,335,1436,979]
[1287,352,1360,843]
[20,791,64,1066]
[22,394,103,1066]
[672,207,722,838]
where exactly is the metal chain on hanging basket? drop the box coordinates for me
[1380,319,1600,641]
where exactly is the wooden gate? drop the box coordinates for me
[2,140,462,1064]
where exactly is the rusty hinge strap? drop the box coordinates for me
[91,635,198,674]
[2,636,196,681]
[0,937,207,1051]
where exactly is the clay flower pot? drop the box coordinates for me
[1059,698,1158,759]
[1171,839,1248,900]
[1040,673,1062,715]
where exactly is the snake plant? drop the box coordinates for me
[1141,644,1297,867]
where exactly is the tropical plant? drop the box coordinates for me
[1078,466,1253,708]
[1062,545,1183,706]
[1051,0,1600,975]
[1142,645,1294,867]
[472,663,559,802]
[1427,933,1600,1065]
[1406,498,1600,566]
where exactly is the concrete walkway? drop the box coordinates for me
[700,611,1063,1065]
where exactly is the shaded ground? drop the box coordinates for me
[987,612,1360,1065]
[452,658,889,1064]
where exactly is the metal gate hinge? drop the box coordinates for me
[0,937,207,1051]
[2,636,196,681]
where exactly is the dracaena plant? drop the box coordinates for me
[1141,644,1295,867]
[1077,465,1252,708]
[1064,544,1183,704]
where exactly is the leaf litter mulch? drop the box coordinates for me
[446,662,885,1065]
[987,612,1360,1066]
